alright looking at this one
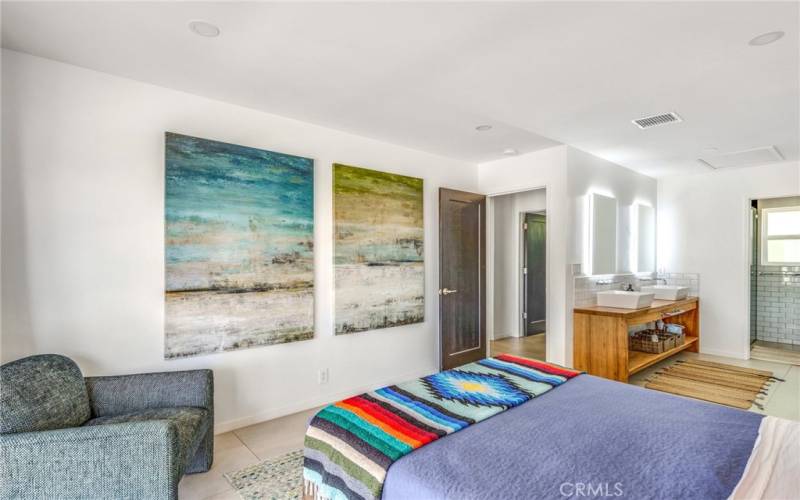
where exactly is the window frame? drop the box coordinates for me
[761,206,800,266]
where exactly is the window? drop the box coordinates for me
[762,207,800,265]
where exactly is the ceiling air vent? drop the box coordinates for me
[698,146,784,170]
[632,112,682,129]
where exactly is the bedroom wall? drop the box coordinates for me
[658,161,800,359]
[479,146,569,363]
[566,147,658,276]
[0,49,478,432]
[490,189,546,340]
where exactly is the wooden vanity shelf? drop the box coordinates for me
[573,297,699,382]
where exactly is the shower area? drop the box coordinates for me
[750,196,800,361]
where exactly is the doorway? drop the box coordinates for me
[749,195,800,365]
[488,188,547,361]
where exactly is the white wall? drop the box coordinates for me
[658,162,800,359]
[566,147,658,276]
[565,148,657,363]
[480,146,569,363]
[490,189,546,339]
[0,50,478,432]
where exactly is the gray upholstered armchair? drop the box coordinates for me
[0,354,214,499]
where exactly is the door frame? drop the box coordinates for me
[744,192,800,360]
[485,186,548,359]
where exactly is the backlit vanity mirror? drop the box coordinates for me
[589,193,617,275]
[635,204,656,273]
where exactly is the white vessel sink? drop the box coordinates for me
[640,285,689,301]
[596,291,655,309]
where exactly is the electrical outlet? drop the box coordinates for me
[318,368,330,385]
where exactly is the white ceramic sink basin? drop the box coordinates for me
[596,290,655,309]
[640,285,689,301]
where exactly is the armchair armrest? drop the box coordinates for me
[85,369,213,418]
[0,421,180,499]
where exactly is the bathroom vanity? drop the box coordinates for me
[573,297,699,382]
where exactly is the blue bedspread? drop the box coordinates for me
[382,375,762,500]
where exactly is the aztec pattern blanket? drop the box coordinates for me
[302,354,581,500]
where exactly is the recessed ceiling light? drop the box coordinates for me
[502,148,519,156]
[188,20,220,38]
[748,31,784,46]
[475,125,492,132]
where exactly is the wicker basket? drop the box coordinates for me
[664,324,686,346]
[629,330,677,354]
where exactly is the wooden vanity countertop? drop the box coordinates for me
[574,296,698,318]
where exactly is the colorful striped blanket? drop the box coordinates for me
[303,354,581,500]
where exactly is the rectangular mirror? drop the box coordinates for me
[589,193,617,275]
[635,204,656,273]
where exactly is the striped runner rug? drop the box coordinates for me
[303,354,581,500]
[645,359,779,409]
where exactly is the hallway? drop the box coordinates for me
[490,334,545,360]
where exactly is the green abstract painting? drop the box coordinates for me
[165,133,314,358]
[333,163,424,334]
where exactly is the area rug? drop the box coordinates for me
[645,359,780,410]
[751,344,800,366]
[224,449,303,500]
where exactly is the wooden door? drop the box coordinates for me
[524,213,546,335]
[439,188,486,370]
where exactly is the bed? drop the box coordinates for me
[304,357,799,500]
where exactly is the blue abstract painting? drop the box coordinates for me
[164,133,314,359]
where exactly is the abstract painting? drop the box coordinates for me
[333,163,424,334]
[165,133,314,358]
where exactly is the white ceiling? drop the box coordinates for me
[2,1,798,177]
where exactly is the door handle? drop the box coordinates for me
[439,288,458,295]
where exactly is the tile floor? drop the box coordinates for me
[179,407,320,500]
[181,351,799,500]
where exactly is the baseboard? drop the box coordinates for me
[699,347,749,360]
[214,367,433,434]
[492,334,518,340]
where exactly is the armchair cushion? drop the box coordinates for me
[83,407,210,473]
[1,420,179,499]
[85,369,213,418]
[0,354,90,433]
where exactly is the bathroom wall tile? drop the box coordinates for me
[574,272,655,307]
[574,271,705,308]
[754,265,800,344]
